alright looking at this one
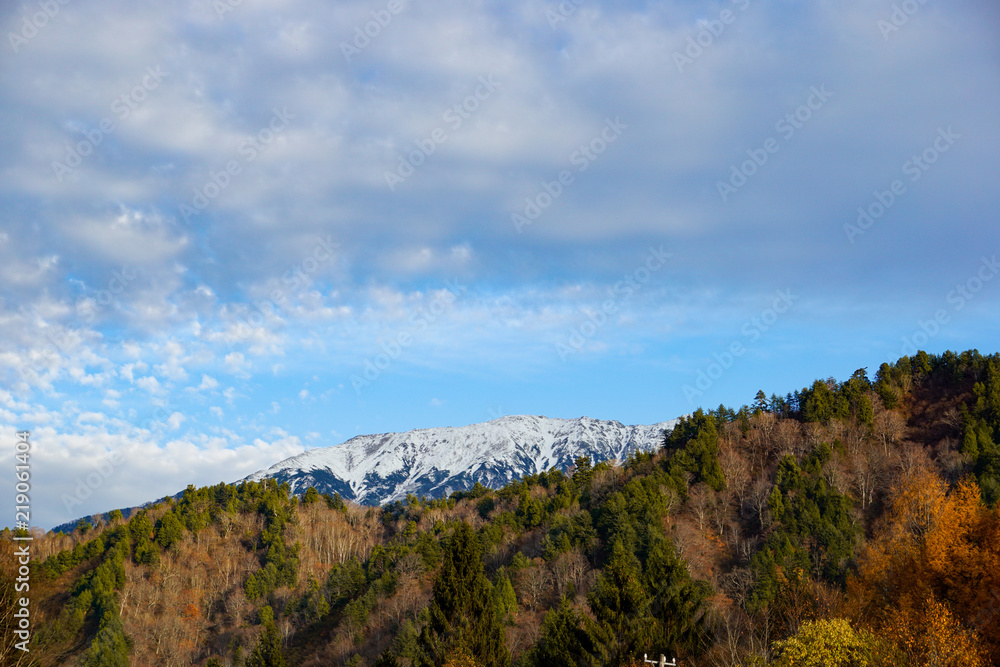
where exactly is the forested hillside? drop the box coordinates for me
[3,349,1000,666]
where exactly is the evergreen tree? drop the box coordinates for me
[418,522,510,667]
[374,650,402,667]
[493,569,518,623]
[528,597,608,667]
[154,512,184,549]
[662,409,725,491]
[246,606,285,667]
[754,389,769,413]
[587,540,651,663]
[80,615,132,667]
[644,538,711,657]
[302,486,320,505]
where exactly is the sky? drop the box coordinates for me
[1,0,998,529]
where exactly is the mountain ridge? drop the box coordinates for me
[243,414,682,504]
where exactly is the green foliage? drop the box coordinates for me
[302,486,320,505]
[246,606,285,667]
[644,538,711,657]
[79,614,132,667]
[244,486,300,601]
[154,511,184,549]
[493,569,518,623]
[749,446,857,612]
[301,575,330,621]
[418,522,510,667]
[327,556,367,606]
[526,597,608,667]
[801,380,840,424]
[516,493,546,529]
[587,540,651,662]
[962,357,1000,505]
[374,650,402,667]
[393,620,423,663]
[662,409,725,492]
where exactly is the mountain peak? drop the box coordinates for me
[243,414,679,504]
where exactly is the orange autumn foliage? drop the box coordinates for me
[847,468,1000,665]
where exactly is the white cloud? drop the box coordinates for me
[224,352,251,377]
[166,411,186,430]
[0,423,306,529]
[136,375,162,394]
[197,374,219,391]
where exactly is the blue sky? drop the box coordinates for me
[1,0,998,528]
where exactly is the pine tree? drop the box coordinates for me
[493,569,518,623]
[644,538,711,657]
[418,522,510,667]
[587,539,651,663]
[528,597,608,667]
[154,512,184,549]
[80,615,132,667]
[247,606,285,667]
[374,650,401,667]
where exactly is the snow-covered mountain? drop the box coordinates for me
[243,415,681,505]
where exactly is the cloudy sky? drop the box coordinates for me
[1,0,998,529]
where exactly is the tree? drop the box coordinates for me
[418,523,510,667]
[754,390,769,414]
[154,512,184,549]
[848,472,999,664]
[527,597,608,667]
[80,615,132,667]
[246,606,285,667]
[644,538,711,657]
[587,540,651,663]
[374,650,402,667]
[663,409,726,492]
[302,486,320,505]
[493,569,517,623]
[772,618,893,667]
[802,380,836,424]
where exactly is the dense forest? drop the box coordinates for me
[3,349,1000,666]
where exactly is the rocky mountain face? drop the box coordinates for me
[243,414,680,504]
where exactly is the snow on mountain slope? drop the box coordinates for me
[243,415,681,505]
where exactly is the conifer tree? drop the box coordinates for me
[247,606,285,667]
[528,597,608,667]
[587,539,651,663]
[493,569,518,623]
[418,522,510,667]
[644,538,711,657]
